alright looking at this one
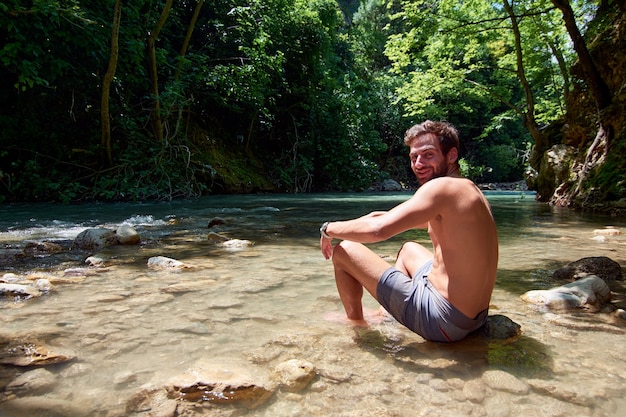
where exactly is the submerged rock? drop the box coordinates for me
[162,360,275,409]
[0,339,75,366]
[482,369,529,394]
[6,368,56,395]
[272,359,316,392]
[521,275,611,311]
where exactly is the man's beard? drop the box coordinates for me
[416,162,448,185]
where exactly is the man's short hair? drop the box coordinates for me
[404,120,460,157]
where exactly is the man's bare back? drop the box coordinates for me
[419,176,498,318]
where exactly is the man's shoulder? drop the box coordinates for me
[421,176,477,193]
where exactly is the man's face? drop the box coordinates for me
[408,133,456,185]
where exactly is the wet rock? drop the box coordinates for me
[593,226,621,236]
[482,369,529,394]
[272,359,316,392]
[73,228,118,250]
[33,278,53,292]
[208,231,230,242]
[147,256,190,270]
[381,179,403,191]
[477,314,522,341]
[116,224,140,245]
[6,368,56,395]
[22,241,65,256]
[552,256,623,282]
[208,217,227,228]
[222,239,253,249]
[164,360,275,409]
[0,283,42,298]
[0,339,75,366]
[521,275,612,310]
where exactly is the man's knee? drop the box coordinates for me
[332,240,360,267]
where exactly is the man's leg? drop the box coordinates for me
[394,241,433,277]
[331,240,393,324]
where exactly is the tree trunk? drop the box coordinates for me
[175,0,205,81]
[551,0,612,111]
[100,0,122,166]
[502,0,546,168]
[148,0,174,142]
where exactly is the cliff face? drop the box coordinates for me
[532,2,626,213]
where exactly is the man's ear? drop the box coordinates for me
[447,147,458,164]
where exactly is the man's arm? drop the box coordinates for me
[321,178,448,245]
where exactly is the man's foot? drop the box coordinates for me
[324,307,391,327]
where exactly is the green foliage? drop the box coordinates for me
[0,0,610,201]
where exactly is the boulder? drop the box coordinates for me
[116,225,140,245]
[552,256,623,282]
[72,228,118,250]
[208,217,227,228]
[477,314,522,341]
[381,179,403,191]
[521,275,611,311]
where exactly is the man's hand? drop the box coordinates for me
[321,236,333,259]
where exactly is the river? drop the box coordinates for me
[0,192,625,417]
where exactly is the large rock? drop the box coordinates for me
[116,225,140,245]
[536,144,576,201]
[381,179,403,191]
[521,275,611,311]
[552,256,623,282]
[478,314,522,341]
[72,228,118,250]
[73,226,141,250]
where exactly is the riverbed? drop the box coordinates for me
[0,192,625,416]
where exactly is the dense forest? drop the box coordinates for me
[0,0,624,209]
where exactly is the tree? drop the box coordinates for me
[101,0,122,166]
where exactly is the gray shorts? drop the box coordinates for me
[376,260,487,342]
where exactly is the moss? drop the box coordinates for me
[486,336,553,378]
[202,145,275,194]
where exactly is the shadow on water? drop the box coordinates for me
[352,327,554,380]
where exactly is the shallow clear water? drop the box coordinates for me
[0,192,625,417]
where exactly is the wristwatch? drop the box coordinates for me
[320,221,331,239]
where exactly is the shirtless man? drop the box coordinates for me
[320,120,498,342]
